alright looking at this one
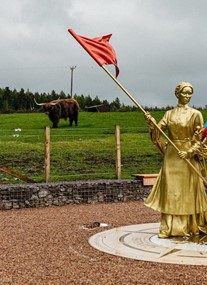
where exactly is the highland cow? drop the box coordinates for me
[34,98,80,128]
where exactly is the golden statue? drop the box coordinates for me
[144,82,207,238]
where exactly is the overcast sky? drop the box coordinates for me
[1,0,207,107]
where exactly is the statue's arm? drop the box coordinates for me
[179,111,204,159]
[144,112,167,155]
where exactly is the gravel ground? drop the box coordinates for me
[1,201,207,285]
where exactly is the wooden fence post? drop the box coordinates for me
[45,126,50,183]
[115,125,121,179]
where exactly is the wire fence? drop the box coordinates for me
[0,126,163,184]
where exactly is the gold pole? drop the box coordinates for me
[102,65,207,184]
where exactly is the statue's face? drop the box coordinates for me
[178,86,193,105]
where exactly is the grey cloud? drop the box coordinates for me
[1,0,207,108]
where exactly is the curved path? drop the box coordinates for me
[89,223,207,265]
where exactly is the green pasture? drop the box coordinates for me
[0,110,207,184]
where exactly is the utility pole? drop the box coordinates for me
[70,66,76,98]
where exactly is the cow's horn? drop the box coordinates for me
[50,102,58,106]
[34,98,46,106]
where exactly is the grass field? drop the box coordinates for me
[0,110,207,183]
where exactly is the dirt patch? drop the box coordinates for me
[1,201,207,284]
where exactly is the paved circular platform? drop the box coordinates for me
[88,223,207,265]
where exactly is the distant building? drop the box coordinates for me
[85,104,110,112]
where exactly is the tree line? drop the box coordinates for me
[0,87,130,112]
[0,87,137,112]
[0,86,190,113]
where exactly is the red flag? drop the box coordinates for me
[68,29,119,77]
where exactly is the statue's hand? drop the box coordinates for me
[178,150,192,159]
[194,125,203,141]
[144,112,156,129]
[178,151,187,159]
[144,111,152,121]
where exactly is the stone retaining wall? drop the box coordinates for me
[0,179,151,210]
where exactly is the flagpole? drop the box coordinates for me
[101,65,207,185]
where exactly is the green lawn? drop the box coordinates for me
[0,110,206,183]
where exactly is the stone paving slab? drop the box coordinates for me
[88,223,207,266]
